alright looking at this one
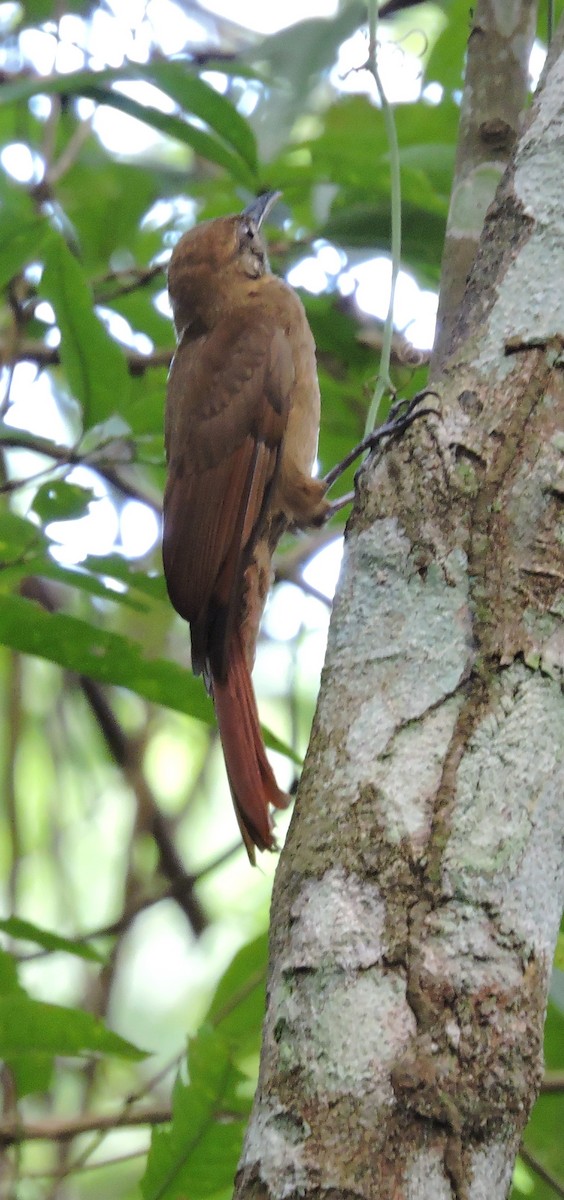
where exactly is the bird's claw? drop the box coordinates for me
[323,388,439,493]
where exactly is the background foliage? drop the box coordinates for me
[0,1,563,1197]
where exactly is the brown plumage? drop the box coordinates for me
[162,193,328,861]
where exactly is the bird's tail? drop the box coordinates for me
[212,629,289,862]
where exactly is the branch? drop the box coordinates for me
[541,1071,564,1094]
[80,675,208,938]
[64,838,243,944]
[46,116,94,187]
[4,653,23,909]
[274,528,341,608]
[274,528,341,575]
[520,1145,564,1199]
[274,572,332,608]
[0,1106,171,1147]
[4,935,268,1150]
[0,430,162,510]
[21,1146,147,1180]
[0,339,172,375]
[18,578,209,939]
[93,263,165,303]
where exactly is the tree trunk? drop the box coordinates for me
[234,18,564,1200]
[431,0,537,369]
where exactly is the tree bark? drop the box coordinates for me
[233,17,564,1200]
[431,0,538,371]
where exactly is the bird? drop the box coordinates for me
[162,192,329,861]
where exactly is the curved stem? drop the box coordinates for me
[364,0,402,435]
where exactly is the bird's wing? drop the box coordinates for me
[163,310,294,678]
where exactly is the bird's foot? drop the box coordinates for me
[323,389,439,493]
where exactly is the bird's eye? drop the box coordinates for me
[240,220,256,243]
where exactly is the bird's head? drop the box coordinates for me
[168,192,281,334]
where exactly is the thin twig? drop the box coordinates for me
[93,263,165,303]
[278,575,332,608]
[520,1145,564,1199]
[0,1106,171,1147]
[364,0,402,433]
[20,1145,148,1178]
[4,654,23,910]
[0,339,172,374]
[274,528,341,576]
[46,116,94,186]
[274,528,342,607]
[6,914,267,1157]
[0,1066,18,1196]
[541,1071,564,1094]
[80,676,207,937]
[40,92,61,175]
[0,430,162,510]
[78,838,242,941]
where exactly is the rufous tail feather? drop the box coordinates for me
[212,630,288,862]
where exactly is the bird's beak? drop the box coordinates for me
[241,191,282,229]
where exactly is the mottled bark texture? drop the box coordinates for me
[432,0,538,371]
[233,20,564,1200]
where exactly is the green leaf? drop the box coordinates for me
[0,994,146,1059]
[0,948,144,1096]
[19,0,90,23]
[538,0,564,42]
[82,553,169,602]
[39,231,131,428]
[304,292,373,370]
[8,1053,53,1100]
[322,200,446,274]
[59,158,164,274]
[206,933,267,1051]
[0,948,22,995]
[0,592,213,721]
[121,367,171,437]
[0,186,49,289]
[31,480,96,523]
[0,524,155,610]
[304,95,388,189]
[142,62,257,171]
[141,936,269,1198]
[302,95,456,210]
[141,1027,249,1200]
[398,142,455,198]
[0,917,104,963]
[88,86,255,186]
[0,218,48,292]
[18,558,151,611]
[0,944,54,1096]
[393,98,461,156]
[0,511,45,564]
[0,66,257,186]
[0,593,300,761]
